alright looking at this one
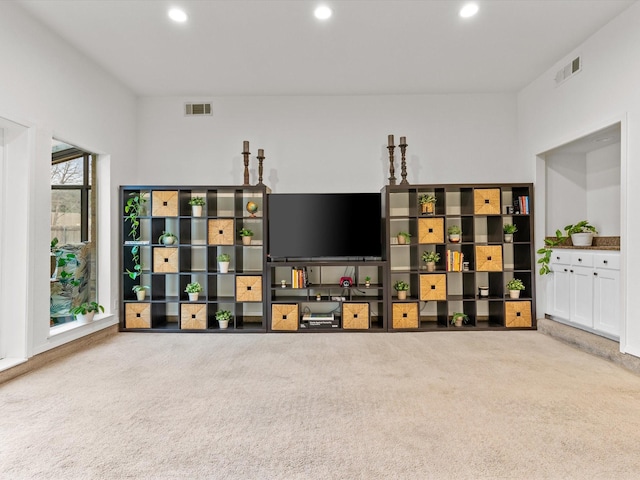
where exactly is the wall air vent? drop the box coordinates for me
[555,56,582,86]
[184,103,212,116]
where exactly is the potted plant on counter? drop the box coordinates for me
[394,280,409,300]
[565,220,598,247]
[506,278,525,299]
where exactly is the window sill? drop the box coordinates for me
[48,314,117,339]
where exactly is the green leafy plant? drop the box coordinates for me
[397,232,411,240]
[393,280,409,291]
[503,224,518,234]
[185,282,202,293]
[418,194,437,205]
[447,225,461,235]
[365,276,371,282]
[50,238,80,287]
[506,278,525,291]
[421,251,440,263]
[451,312,469,325]
[536,221,598,275]
[124,192,147,280]
[132,285,149,293]
[69,301,104,316]
[215,310,232,321]
[217,253,231,262]
[239,228,254,237]
[188,197,206,206]
[564,220,598,235]
[158,231,177,244]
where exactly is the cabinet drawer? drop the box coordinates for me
[549,250,571,266]
[571,252,593,267]
[594,253,620,270]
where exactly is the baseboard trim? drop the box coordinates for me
[0,324,118,385]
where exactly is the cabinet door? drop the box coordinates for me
[548,266,571,320]
[571,265,594,328]
[593,268,620,338]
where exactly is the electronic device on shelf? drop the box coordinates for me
[339,276,353,287]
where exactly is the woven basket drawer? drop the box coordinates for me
[153,247,179,272]
[475,245,503,271]
[392,302,419,329]
[236,275,262,302]
[418,217,444,244]
[505,301,532,328]
[152,190,179,217]
[272,304,299,331]
[474,188,501,215]
[342,303,370,330]
[125,303,151,329]
[181,303,207,330]
[208,219,235,245]
[419,274,447,301]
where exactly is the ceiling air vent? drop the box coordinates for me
[185,103,212,116]
[555,56,581,86]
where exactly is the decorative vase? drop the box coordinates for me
[397,290,407,300]
[479,286,489,298]
[365,281,371,288]
[219,262,230,273]
[571,233,594,247]
[449,234,460,243]
[218,319,229,329]
[242,236,252,245]
[426,262,436,272]
[136,290,146,301]
[509,290,521,299]
[76,312,95,325]
[192,205,203,217]
[504,234,513,243]
[188,292,199,301]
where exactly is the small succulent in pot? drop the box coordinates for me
[185,282,203,293]
[188,197,206,206]
[159,231,178,245]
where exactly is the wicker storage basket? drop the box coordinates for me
[342,303,370,330]
[271,304,299,331]
[180,303,207,329]
[125,303,151,329]
[392,302,419,329]
[208,219,235,245]
[418,217,445,244]
[153,247,179,272]
[475,245,503,271]
[474,188,501,215]
[505,301,532,327]
[419,274,447,301]
[236,275,262,302]
[152,190,179,217]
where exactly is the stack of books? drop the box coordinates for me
[514,196,530,214]
[446,250,464,272]
[291,267,307,288]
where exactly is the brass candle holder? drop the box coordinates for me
[242,140,250,186]
[399,138,408,185]
[257,149,265,186]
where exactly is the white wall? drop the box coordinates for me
[0,2,137,361]
[519,1,640,355]
[136,94,521,191]
[545,152,587,232]
[586,142,621,235]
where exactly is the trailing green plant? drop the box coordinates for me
[132,285,149,293]
[506,278,525,291]
[239,227,254,237]
[451,312,469,325]
[393,280,409,291]
[418,194,437,205]
[185,282,202,293]
[536,221,598,275]
[421,251,440,263]
[69,301,104,316]
[217,253,231,262]
[188,197,206,206]
[397,232,411,240]
[215,310,232,321]
[447,225,461,235]
[503,224,518,234]
[124,192,147,280]
[564,220,598,235]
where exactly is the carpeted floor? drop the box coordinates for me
[2,331,640,479]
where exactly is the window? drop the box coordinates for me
[50,140,97,326]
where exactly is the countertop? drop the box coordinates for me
[545,236,620,251]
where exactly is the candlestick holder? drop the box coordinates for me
[242,146,251,186]
[387,145,397,185]
[257,152,265,186]
[399,142,409,185]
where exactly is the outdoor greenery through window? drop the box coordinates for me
[50,140,97,326]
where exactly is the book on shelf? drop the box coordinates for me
[291,267,307,289]
[514,196,529,215]
[124,240,150,245]
[446,250,464,272]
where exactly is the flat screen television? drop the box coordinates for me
[268,193,382,260]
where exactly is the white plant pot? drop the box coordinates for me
[136,290,146,301]
[218,319,229,329]
[509,290,521,299]
[162,236,176,245]
[188,292,199,301]
[76,311,95,324]
[192,205,203,217]
[449,234,460,243]
[504,234,513,243]
[571,233,594,247]
[479,286,489,297]
[219,261,230,273]
[242,236,252,245]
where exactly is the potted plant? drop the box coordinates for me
[69,301,104,324]
[565,220,598,246]
[239,227,254,245]
[418,194,437,215]
[451,312,469,327]
[185,281,202,301]
[421,250,440,272]
[503,224,518,243]
[215,309,233,329]
[158,231,177,245]
[506,278,525,299]
[394,280,409,300]
[364,276,371,288]
[188,196,205,217]
[217,253,231,273]
[397,231,411,245]
[447,225,461,243]
[132,284,149,301]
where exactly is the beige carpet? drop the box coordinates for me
[2,331,640,479]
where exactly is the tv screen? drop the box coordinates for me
[268,193,382,260]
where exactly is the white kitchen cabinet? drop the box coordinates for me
[546,249,620,340]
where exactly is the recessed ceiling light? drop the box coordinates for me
[168,8,188,23]
[314,5,332,20]
[459,3,479,18]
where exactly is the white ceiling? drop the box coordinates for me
[17,0,636,97]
